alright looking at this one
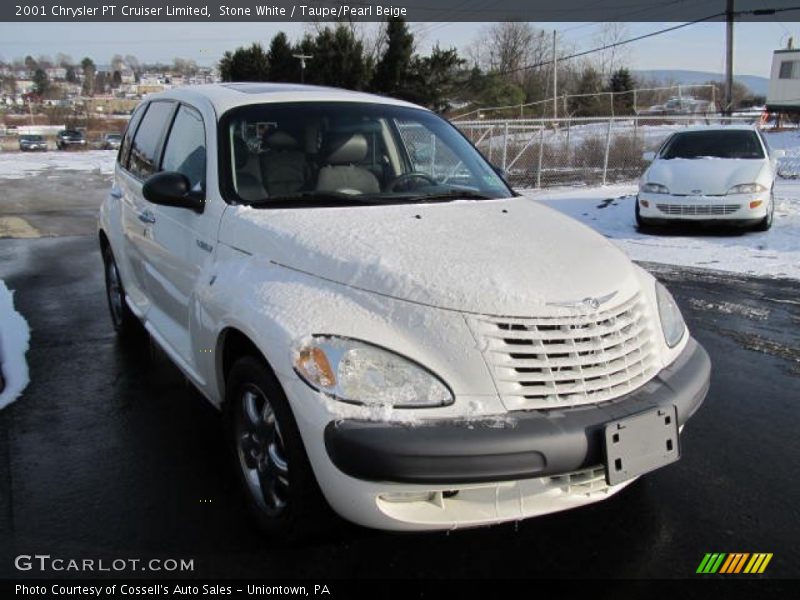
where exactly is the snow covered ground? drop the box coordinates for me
[0,280,30,409]
[523,180,800,280]
[0,149,115,179]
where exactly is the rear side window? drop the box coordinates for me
[128,101,176,180]
[119,103,148,168]
[161,105,206,192]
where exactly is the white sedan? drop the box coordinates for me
[636,125,783,231]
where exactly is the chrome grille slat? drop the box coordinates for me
[472,292,659,410]
[656,203,740,216]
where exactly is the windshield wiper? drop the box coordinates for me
[248,191,381,208]
[396,189,497,203]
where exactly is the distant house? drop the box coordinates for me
[767,42,800,114]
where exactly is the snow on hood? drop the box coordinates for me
[0,280,31,410]
[645,157,768,196]
[221,197,638,316]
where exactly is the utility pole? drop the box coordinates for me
[553,30,558,120]
[724,0,734,116]
[293,53,312,84]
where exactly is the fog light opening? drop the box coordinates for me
[640,199,650,207]
[379,491,438,504]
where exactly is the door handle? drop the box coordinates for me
[137,210,156,224]
[110,186,122,199]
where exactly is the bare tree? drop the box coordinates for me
[593,23,629,81]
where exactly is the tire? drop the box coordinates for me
[224,356,333,540]
[635,200,652,230]
[102,244,142,338]
[754,192,774,231]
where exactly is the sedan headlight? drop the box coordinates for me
[641,182,670,194]
[727,183,768,195]
[294,336,453,408]
[655,282,686,348]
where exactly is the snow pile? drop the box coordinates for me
[0,150,115,179]
[0,280,30,409]
[523,179,800,280]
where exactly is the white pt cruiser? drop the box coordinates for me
[99,84,710,537]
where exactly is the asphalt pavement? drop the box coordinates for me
[0,175,798,580]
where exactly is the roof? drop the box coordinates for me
[147,83,425,117]
[674,124,760,133]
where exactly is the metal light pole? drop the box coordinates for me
[724,0,734,115]
[293,53,312,84]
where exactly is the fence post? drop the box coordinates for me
[502,121,509,170]
[602,118,612,186]
[537,126,545,189]
[488,125,494,163]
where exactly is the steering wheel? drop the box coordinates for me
[385,172,438,193]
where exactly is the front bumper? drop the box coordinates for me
[325,337,710,485]
[638,192,768,224]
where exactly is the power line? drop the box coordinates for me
[496,5,800,77]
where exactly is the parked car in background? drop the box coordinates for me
[56,129,87,150]
[637,125,783,231]
[18,134,47,152]
[102,133,122,150]
[99,83,710,538]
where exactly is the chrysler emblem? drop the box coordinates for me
[691,189,702,194]
[548,291,618,310]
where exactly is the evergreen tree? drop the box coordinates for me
[609,67,635,114]
[267,32,296,83]
[219,43,270,82]
[371,17,414,95]
[32,68,49,96]
[81,57,95,96]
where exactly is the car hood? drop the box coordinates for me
[644,158,769,195]
[219,198,639,316]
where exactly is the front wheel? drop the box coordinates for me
[635,199,652,230]
[753,192,774,231]
[224,356,333,540]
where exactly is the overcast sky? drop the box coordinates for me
[0,21,797,77]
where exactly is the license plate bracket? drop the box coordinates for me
[604,406,680,485]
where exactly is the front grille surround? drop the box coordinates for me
[470,292,659,410]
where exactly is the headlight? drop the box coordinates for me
[727,183,767,194]
[293,336,453,408]
[641,182,670,194]
[655,282,686,348]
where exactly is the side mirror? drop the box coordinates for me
[773,149,786,159]
[642,151,656,162]
[142,171,204,212]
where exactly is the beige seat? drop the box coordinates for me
[259,131,308,197]
[315,133,380,195]
[233,136,267,202]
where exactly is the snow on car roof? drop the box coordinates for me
[147,83,425,117]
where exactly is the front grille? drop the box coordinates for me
[549,466,611,496]
[471,292,658,410]
[656,203,740,215]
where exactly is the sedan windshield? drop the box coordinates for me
[660,130,764,160]
[219,102,512,207]
[22,135,43,141]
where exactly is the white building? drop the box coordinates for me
[767,44,800,113]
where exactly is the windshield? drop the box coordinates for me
[660,130,765,160]
[107,134,121,140]
[22,135,43,141]
[219,101,512,207]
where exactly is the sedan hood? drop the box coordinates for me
[645,158,768,195]
[219,197,639,316]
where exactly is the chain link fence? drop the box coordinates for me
[454,115,761,189]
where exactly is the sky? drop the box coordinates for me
[0,21,797,77]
